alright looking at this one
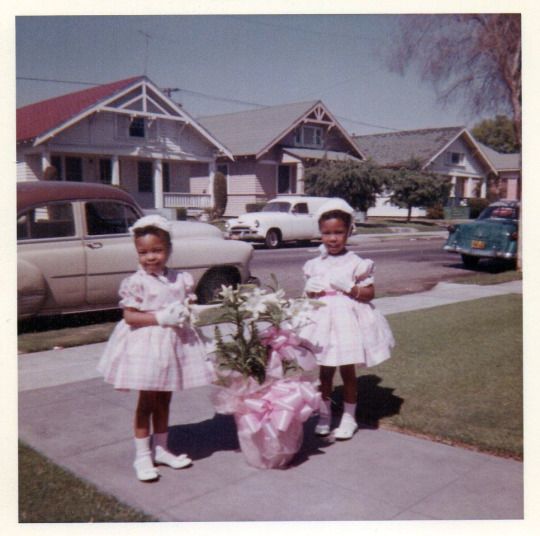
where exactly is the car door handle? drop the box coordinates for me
[86,242,103,249]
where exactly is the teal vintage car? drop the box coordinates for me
[443,201,520,268]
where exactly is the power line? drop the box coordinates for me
[17,75,400,131]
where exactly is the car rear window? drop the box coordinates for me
[478,205,519,220]
[17,202,75,240]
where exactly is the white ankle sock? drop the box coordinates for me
[343,402,357,418]
[153,432,168,450]
[134,436,152,461]
[318,398,332,425]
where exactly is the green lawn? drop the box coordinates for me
[352,294,523,458]
[19,442,156,522]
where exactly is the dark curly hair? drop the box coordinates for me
[318,209,352,230]
[133,226,172,253]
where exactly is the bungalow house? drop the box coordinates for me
[353,127,504,217]
[16,76,233,213]
[475,142,521,201]
[198,101,364,216]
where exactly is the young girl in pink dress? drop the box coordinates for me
[302,200,394,440]
[97,215,215,481]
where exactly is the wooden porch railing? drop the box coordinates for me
[163,192,212,209]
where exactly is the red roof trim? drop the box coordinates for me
[16,76,144,142]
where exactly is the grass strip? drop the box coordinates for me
[350,294,523,458]
[19,442,156,523]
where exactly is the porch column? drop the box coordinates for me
[111,155,120,186]
[480,177,487,198]
[466,177,474,198]
[153,159,164,209]
[41,151,51,179]
[296,161,305,194]
[209,160,216,207]
[449,176,456,197]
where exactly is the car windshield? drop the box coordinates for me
[261,202,291,213]
[478,205,519,220]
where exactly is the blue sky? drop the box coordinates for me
[14,13,505,136]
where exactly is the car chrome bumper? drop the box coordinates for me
[226,229,264,241]
[443,244,516,259]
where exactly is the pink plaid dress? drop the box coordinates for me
[97,268,216,391]
[300,251,394,367]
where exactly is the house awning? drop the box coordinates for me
[282,147,362,162]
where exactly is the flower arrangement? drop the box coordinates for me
[197,280,323,468]
[205,281,320,385]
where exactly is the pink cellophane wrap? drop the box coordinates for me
[212,374,321,468]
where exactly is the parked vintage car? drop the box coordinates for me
[443,200,520,268]
[224,195,343,248]
[17,181,256,319]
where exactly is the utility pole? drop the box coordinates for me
[138,30,152,75]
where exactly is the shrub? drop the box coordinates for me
[176,207,187,220]
[468,198,490,219]
[426,203,445,219]
[213,171,227,218]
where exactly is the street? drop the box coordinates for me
[250,235,475,297]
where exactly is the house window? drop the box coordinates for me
[99,159,112,184]
[295,126,323,148]
[138,161,153,193]
[65,157,83,182]
[163,162,170,193]
[447,152,465,165]
[129,117,145,138]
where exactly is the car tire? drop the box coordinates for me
[196,268,241,304]
[461,254,480,269]
[265,229,281,249]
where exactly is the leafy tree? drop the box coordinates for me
[385,159,452,222]
[304,159,387,213]
[387,14,521,147]
[471,115,519,153]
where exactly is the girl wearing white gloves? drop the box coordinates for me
[98,215,215,481]
[301,200,394,440]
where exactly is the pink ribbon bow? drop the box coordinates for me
[260,326,317,378]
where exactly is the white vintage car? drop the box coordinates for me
[17,181,256,319]
[224,196,339,248]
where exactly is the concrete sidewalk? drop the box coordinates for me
[18,280,523,521]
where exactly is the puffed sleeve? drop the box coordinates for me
[180,271,197,301]
[118,274,145,309]
[303,258,315,279]
[353,258,375,287]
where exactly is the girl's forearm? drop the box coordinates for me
[349,284,374,302]
[124,308,159,327]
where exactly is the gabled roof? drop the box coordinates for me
[17,76,233,159]
[198,100,364,160]
[17,76,142,142]
[353,126,464,168]
[475,142,521,171]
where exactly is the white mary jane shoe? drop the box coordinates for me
[333,416,359,441]
[154,446,193,469]
[133,456,160,482]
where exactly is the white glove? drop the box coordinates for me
[329,274,355,294]
[155,302,188,327]
[304,277,326,294]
